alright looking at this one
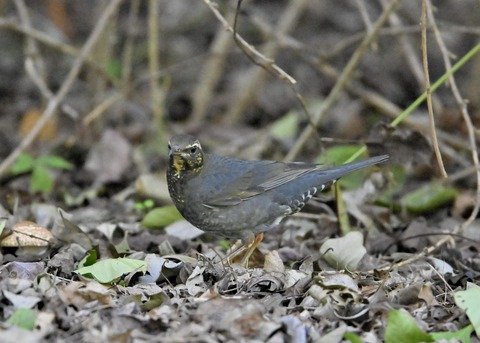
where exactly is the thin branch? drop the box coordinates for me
[285,0,400,161]
[0,0,123,177]
[382,1,480,272]
[0,18,113,81]
[426,0,480,233]
[353,0,376,51]
[14,2,77,119]
[225,0,309,123]
[391,42,480,126]
[383,0,424,91]
[421,0,447,177]
[203,0,314,135]
[148,0,165,129]
[121,0,141,93]
[14,0,47,84]
[203,0,296,85]
[190,5,236,124]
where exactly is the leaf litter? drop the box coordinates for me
[0,191,476,342]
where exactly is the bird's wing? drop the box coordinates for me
[256,161,319,190]
[201,154,389,208]
[202,160,319,207]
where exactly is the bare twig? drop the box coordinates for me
[0,0,123,177]
[14,0,47,85]
[79,0,140,128]
[382,0,424,91]
[148,0,165,129]
[225,0,308,123]
[221,0,297,85]
[421,0,447,177]
[244,9,472,159]
[319,22,480,60]
[203,0,315,135]
[0,17,111,79]
[202,0,294,85]
[285,0,400,161]
[87,2,119,114]
[190,5,236,124]
[426,0,480,233]
[353,0,377,50]
[121,0,141,93]
[317,62,473,156]
[14,2,77,120]
[381,1,480,273]
[14,1,49,112]
[82,92,124,127]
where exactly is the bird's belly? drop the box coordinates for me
[179,197,289,238]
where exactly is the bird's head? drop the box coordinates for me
[168,134,204,177]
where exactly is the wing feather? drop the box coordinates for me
[202,160,320,207]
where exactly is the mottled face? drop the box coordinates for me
[168,134,204,178]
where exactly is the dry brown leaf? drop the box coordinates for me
[19,109,58,142]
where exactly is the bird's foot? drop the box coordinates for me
[221,232,264,268]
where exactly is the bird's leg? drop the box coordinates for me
[240,232,264,268]
[221,232,264,267]
[222,240,248,265]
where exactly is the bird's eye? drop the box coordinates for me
[168,143,171,150]
[190,146,197,154]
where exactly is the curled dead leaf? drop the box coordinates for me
[0,221,54,256]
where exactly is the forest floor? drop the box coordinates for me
[0,1,479,342]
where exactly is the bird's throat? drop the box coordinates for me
[171,155,185,178]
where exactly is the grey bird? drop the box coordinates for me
[167,134,388,263]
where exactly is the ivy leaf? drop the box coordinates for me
[142,206,184,229]
[38,155,73,170]
[6,308,37,330]
[385,310,434,343]
[11,153,35,175]
[31,165,53,194]
[454,286,480,338]
[75,258,147,284]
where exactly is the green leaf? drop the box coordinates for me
[270,111,299,141]
[6,308,37,330]
[316,145,365,165]
[135,199,155,212]
[385,310,434,343]
[143,199,155,209]
[142,206,184,229]
[78,249,98,269]
[343,332,363,343]
[11,153,35,175]
[401,182,457,214]
[37,155,73,170]
[106,58,122,79]
[140,292,169,311]
[431,325,473,343]
[219,240,231,250]
[74,258,147,284]
[455,286,480,338]
[31,165,53,194]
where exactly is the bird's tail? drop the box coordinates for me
[318,154,389,182]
